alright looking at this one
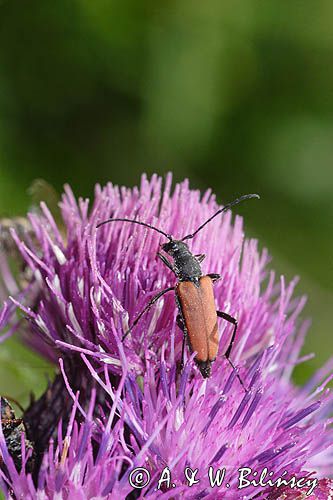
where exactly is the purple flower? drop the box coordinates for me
[0,173,332,499]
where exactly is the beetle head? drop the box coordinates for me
[161,240,189,256]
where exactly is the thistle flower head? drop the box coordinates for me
[0,174,332,499]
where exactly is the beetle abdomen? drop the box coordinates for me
[176,276,218,369]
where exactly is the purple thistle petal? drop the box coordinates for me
[210,443,228,464]
[281,401,321,430]
[241,387,263,429]
[202,395,227,434]
[222,367,237,394]
[228,389,252,429]
[0,174,332,498]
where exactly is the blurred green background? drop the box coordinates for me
[0,0,332,405]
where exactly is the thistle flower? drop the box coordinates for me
[0,174,332,499]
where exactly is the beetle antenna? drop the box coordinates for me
[182,193,260,241]
[97,218,173,241]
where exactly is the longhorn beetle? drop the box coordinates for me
[97,193,259,384]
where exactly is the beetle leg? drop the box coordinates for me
[176,313,187,370]
[175,295,188,371]
[157,252,175,273]
[217,310,248,392]
[195,253,206,263]
[207,273,221,283]
[122,286,175,341]
[217,311,237,358]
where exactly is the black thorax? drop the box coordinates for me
[161,240,202,282]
